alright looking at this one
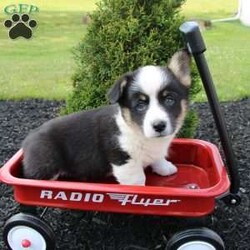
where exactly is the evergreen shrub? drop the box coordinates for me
[64,0,201,137]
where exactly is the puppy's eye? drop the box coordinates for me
[164,94,176,106]
[136,99,148,111]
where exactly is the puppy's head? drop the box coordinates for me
[108,50,191,138]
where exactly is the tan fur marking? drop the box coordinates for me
[139,94,147,101]
[175,100,188,133]
[120,80,127,90]
[168,51,191,87]
[121,108,142,134]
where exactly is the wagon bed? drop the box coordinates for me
[0,139,230,217]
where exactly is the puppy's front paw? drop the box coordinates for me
[119,174,146,186]
[151,159,177,176]
[130,176,146,186]
[112,162,146,186]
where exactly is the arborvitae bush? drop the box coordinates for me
[64,0,201,137]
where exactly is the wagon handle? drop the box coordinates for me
[179,21,241,205]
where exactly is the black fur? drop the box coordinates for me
[22,105,130,181]
[23,50,190,181]
[109,66,189,134]
[107,72,134,104]
[157,67,190,130]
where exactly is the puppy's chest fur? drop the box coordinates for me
[115,111,170,167]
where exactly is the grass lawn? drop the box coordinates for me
[0,0,96,100]
[0,0,249,101]
[182,0,250,101]
[195,21,250,101]
[0,10,88,99]
[182,0,238,20]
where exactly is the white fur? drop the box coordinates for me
[109,52,191,185]
[112,159,146,186]
[151,158,177,176]
[136,66,168,94]
[112,110,175,185]
[143,96,172,138]
[135,66,172,138]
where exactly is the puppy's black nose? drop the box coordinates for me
[153,121,166,133]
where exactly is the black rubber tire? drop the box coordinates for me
[166,227,225,250]
[3,213,55,250]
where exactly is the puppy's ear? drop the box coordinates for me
[168,50,191,87]
[108,72,133,104]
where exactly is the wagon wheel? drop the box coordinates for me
[3,213,55,250]
[166,227,225,250]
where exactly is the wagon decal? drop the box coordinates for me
[107,193,181,206]
[40,190,181,207]
[40,190,105,203]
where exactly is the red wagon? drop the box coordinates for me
[0,22,241,250]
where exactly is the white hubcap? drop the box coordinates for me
[177,241,216,250]
[7,225,46,250]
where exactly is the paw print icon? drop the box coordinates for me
[4,13,37,39]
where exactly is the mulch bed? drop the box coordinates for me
[0,99,249,250]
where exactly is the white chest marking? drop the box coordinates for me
[115,110,172,167]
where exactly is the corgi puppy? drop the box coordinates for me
[22,50,191,185]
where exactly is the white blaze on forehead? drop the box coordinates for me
[133,66,173,138]
[135,66,168,95]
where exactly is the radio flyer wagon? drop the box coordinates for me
[0,22,241,250]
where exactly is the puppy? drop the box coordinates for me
[22,50,191,185]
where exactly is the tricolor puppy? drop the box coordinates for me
[22,50,191,185]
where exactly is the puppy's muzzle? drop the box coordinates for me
[152,120,166,133]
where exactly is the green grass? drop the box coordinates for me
[0,0,249,101]
[181,0,250,101]
[0,11,88,100]
[196,21,250,101]
[0,0,96,100]
[182,0,238,20]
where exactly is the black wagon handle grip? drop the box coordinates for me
[179,21,240,201]
[179,21,206,55]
